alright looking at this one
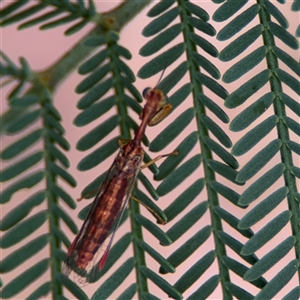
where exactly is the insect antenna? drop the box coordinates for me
[154,63,168,88]
[142,64,168,99]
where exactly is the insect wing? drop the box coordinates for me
[62,148,143,284]
[85,194,130,283]
[62,189,110,283]
[62,151,123,283]
[86,158,143,283]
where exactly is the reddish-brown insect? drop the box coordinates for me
[62,83,174,283]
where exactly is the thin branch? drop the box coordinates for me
[42,0,153,90]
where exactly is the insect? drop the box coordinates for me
[62,80,176,284]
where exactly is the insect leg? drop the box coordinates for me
[76,189,98,202]
[147,104,172,126]
[131,195,166,224]
[118,138,131,146]
[141,150,179,169]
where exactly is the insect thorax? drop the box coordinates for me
[116,142,144,174]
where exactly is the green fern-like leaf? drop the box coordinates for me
[0,0,98,35]
[215,0,300,298]
[135,1,271,299]
[1,1,299,299]
[0,55,78,299]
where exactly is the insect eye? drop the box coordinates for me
[142,87,151,98]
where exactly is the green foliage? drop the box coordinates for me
[0,0,97,35]
[1,1,299,300]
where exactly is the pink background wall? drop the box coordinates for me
[1,1,299,299]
